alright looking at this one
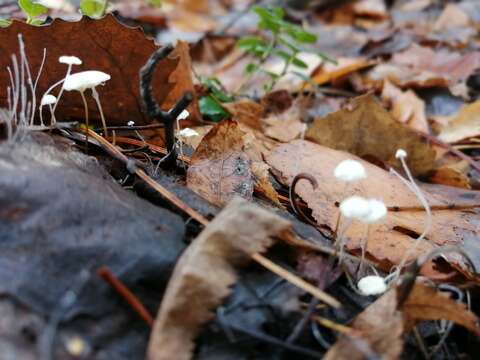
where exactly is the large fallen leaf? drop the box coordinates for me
[266,140,480,274]
[0,15,198,125]
[187,120,254,206]
[436,100,480,143]
[325,281,480,359]
[305,94,436,176]
[147,197,292,360]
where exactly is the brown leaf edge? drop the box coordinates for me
[146,197,292,360]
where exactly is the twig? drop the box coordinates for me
[139,45,193,169]
[220,321,323,358]
[82,128,209,225]
[251,252,341,308]
[97,266,154,327]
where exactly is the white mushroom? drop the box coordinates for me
[357,275,387,296]
[63,70,111,137]
[334,159,367,182]
[39,94,57,126]
[40,54,82,126]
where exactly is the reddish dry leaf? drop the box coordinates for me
[402,282,480,336]
[266,140,480,273]
[0,16,198,125]
[381,80,429,134]
[433,3,471,31]
[305,94,436,176]
[147,197,292,360]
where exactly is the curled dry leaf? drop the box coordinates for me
[305,94,436,176]
[381,80,429,134]
[325,281,480,360]
[0,15,198,125]
[147,197,292,360]
[187,120,254,207]
[436,100,480,143]
[187,120,281,206]
[266,140,480,274]
[402,281,480,335]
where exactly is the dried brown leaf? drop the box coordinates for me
[187,120,254,206]
[0,16,198,125]
[266,140,480,273]
[324,287,403,360]
[381,80,429,134]
[436,100,480,143]
[305,94,436,176]
[146,197,292,360]
[403,282,480,335]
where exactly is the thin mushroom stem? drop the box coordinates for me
[79,90,89,150]
[91,87,108,137]
[390,163,432,280]
[48,104,56,125]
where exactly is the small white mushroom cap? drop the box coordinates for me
[361,199,387,224]
[41,94,57,106]
[176,109,190,121]
[395,149,407,159]
[64,71,111,92]
[334,159,367,182]
[177,128,199,138]
[59,56,82,65]
[358,275,387,296]
[339,196,370,220]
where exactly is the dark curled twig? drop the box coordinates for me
[289,173,319,227]
[139,45,193,169]
[396,245,476,308]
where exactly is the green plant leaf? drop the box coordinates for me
[284,26,317,44]
[245,63,259,75]
[199,95,230,122]
[0,18,11,27]
[80,0,108,18]
[18,0,48,19]
[147,0,162,7]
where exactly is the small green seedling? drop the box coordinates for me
[199,77,233,122]
[18,0,48,25]
[237,6,333,92]
[80,0,109,18]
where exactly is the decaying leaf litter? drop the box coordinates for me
[2,0,480,359]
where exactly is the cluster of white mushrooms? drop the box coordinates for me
[332,149,431,296]
[39,55,111,136]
